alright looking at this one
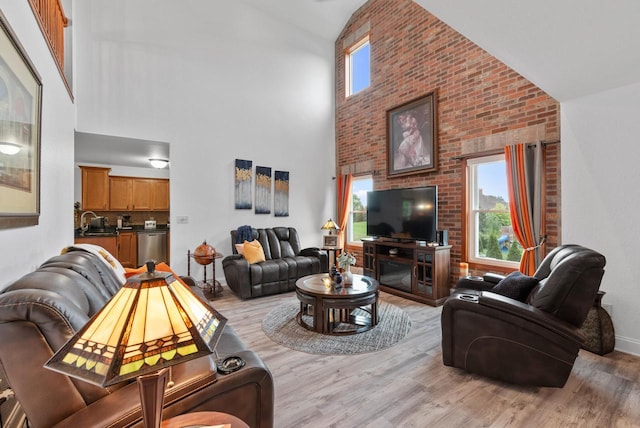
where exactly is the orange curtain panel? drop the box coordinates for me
[505,143,545,275]
[336,174,353,249]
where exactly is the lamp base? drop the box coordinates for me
[138,368,169,428]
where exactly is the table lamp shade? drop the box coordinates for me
[45,269,227,387]
[321,219,339,233]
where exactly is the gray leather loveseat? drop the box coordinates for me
[222,227,328,299]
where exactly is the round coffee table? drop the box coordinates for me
[295,273,379,335]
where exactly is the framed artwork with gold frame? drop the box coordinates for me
[387,91,437,177]
[0,11,42,229]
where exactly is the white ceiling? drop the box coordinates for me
[237,0,368,42]
[76,0,640,166]
[414,0,640,102]
[75,132,169,169]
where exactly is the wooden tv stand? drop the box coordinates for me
[362,240,451,306]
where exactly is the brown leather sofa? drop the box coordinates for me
[222,227,328,299]
[0,248,274,427]
[441,244,606,387]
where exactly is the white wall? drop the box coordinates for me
[73,1,336,280]
[562,82,640,355]
[0,1,76,289]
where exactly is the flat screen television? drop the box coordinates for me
[366,186,437,242]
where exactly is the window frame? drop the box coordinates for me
[465,154,520,270]
[345,36,370,97]
[347,175,373,246]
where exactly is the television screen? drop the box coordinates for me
[366,186,437,242]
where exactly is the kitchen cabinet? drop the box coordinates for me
[117,231,137,268]
[74,236,117,257]
[152,179,170,210]
[132,179,154,210]
[80,166,110,210]
[109,177,133,210]
[107,177,169,211]
[132,178,169,211]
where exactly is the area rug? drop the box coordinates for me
[261,299,411,355]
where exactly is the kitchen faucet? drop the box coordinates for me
[80,211,97,232]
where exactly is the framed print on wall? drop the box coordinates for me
[255,166,272,214]
[274,170,289,217]
[234,159,252,209]
[387,91,437,177]
[0,11,43,229]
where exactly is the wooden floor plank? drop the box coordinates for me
[210,287,640,428]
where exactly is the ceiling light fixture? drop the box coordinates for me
[148,158,169,169]
[0,142,21,155]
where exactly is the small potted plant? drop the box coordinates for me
[337,251,356,284]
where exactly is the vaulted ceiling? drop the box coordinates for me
[251,0,640,102]
[414,0,640,102]
[77,0,640,167]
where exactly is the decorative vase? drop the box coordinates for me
[342,265,353,285]
[579,291,615,355]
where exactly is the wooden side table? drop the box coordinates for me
[162,411,249,428]
[322,247,342,268]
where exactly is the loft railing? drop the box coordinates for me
[28,0,69,84]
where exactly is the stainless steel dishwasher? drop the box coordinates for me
[137,230,168,263]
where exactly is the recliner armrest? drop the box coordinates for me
[452,291,583,344]
[442,291,585,387]
[454,277,494,292]
[482,272,506,284]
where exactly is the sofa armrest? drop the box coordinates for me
[222,255,252,300]
[179,275,197,288]
[52,351,274,428]
[300,247,328,272]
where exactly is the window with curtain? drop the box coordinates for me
[348,175,373,244]
[467,154,522,268]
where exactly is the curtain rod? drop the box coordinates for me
[451,139,560,161]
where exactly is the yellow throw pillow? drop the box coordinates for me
[243,240,266,264]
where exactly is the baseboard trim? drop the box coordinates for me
[613,335,640,356]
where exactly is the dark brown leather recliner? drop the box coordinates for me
[441,244,606,387]
[0,248,274,427]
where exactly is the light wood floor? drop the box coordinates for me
[211,287,640,428]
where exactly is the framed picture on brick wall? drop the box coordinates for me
[387,91,438,177]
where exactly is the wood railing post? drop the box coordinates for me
[27,0,69,73]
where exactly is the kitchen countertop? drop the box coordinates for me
[74,224,169,238]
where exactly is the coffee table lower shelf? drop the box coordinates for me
[295,274,379,335]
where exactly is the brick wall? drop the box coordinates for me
[335,0,560,281]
